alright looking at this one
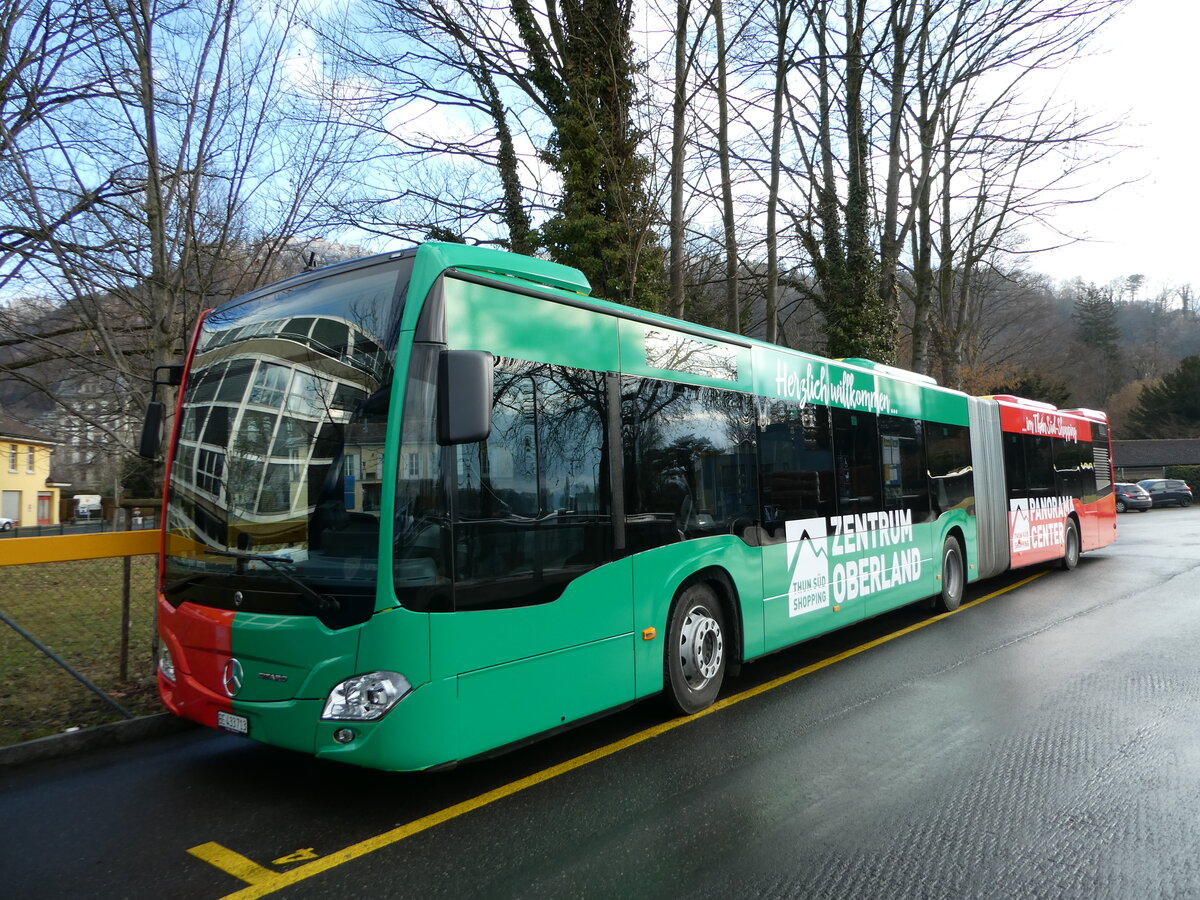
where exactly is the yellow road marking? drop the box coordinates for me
[271,849,319,865]
[188,842,276,885]
[197,570,1047,899]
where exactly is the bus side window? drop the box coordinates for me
[393,344,452,613]
[1053,435,1088,500]
[757,400,836,542]
[831,408,880,515]
[927,423,973,515]
[1003,432,1027,500]
[1005,432,1056,500]
[622,377,758,550]
[455,372,538,521]
[879,415,931,522]
[1024,435,1055,497]
[453,361,613,611]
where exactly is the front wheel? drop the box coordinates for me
[1061,518,1080,570]
[664,582,727,715]
[934,536,964,612]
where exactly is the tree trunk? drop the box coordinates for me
[669,0,688,319]
[765,0,795,346]
[713,0,739,334]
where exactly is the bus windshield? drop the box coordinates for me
[161,255,413,626]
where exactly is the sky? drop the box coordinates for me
[1028,0,1199,296]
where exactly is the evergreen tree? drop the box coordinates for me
[1071,281,1121,401]
[1072,283,1120,352]
[1128,356,1200,438]
[512,0,665,311]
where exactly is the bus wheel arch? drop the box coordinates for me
[934,531,966,613]
[1061,516,1081,570]
[662,568,739,715]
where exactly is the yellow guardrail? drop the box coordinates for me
[0,530,160,566]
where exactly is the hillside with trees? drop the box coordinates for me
[3,0,1194,497]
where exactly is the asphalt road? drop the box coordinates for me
[3,507,1199,899]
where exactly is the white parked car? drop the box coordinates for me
[0,516,15,531]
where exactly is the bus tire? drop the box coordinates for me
[1061,519,1080,570]
[663,582,727,715]
[934,536,964,613]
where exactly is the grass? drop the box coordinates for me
[0,556,163,746]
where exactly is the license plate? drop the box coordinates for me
[217,710,249,735]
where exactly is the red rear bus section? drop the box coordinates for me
[969,395,1116,579]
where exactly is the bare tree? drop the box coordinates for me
[311,0,540,251]
[897,0,1127,383]
[0,0,124,290]
[0,0,359,491]
[770,0,898,361]
[668,0,693,319]
[673,0,1123,366]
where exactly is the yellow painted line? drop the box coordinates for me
[202,570,1047,899]
[188,842,277,885]
[0,530,159,565]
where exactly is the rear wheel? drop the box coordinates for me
[664,582,727,715]
[1061,519,1080,570]
[934,536,964,613]
[1181,496,1192,508]
[1115,499,1127,513]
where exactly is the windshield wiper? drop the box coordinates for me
[204,549,341,613]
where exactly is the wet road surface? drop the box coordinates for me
[3,507,1198,898]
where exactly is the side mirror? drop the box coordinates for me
[138,400,166,459]
[138,364,185,460]
[437,350,493,445]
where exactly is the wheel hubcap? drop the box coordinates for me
[679,605,723,690]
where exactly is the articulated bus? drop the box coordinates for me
[150,243,1117,771]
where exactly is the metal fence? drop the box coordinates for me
[0,515,158,540]
[0,532,162,747]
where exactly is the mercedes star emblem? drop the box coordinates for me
[222,658,244,697]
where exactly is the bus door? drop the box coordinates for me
[757,401,851,651]
[1053,432,1094,548]
[833,410,934,621]
[424,356,636,760]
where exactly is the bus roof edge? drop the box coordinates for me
[422,242,591,295]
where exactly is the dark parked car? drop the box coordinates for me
[1114,483,1152,513]
[1137,478,1194,508]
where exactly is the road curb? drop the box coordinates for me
[0,714,197,769]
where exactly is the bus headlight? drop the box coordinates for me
[158,645,176,683]
[321,671,412,721]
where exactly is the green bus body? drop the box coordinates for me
[155,243,1104,771]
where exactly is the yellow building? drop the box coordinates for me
[0,414,64,528]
